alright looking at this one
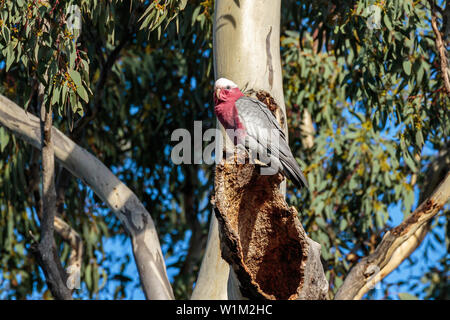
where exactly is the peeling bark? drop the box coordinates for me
[213,158,328,300]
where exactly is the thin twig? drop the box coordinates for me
[429,0,450,95]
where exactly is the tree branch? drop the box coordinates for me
[213,157,328,300]
[26,150,83,292]
[335,171,450,300]
[0,94,174,300]
[299,109,315,150]
[54,168,83,290]
[429,0,450,95]
[33,98,73,300]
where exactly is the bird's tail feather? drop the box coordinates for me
[279,154,309,189]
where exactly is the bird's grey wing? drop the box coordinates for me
[235,97,274,148]
[235,97,286,137]
[235,97,308,188]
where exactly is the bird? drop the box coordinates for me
[213,77,308,189]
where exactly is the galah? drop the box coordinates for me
[213,78,308,189]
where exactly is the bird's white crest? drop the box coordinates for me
[214,78,238,89]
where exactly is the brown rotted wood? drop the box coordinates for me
[213,160,327,300]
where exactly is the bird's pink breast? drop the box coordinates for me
[214,88,246,145]
[215,102,236,129]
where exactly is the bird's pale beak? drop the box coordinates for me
[215,88,221,100]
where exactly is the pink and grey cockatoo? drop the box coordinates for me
[213,78,308,189]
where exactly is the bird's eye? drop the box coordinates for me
[226,85,230,89]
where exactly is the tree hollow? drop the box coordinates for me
[214,161,309,300]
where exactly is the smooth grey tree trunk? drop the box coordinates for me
[193,0,286,299]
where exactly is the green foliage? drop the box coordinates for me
[0,0,91,118]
